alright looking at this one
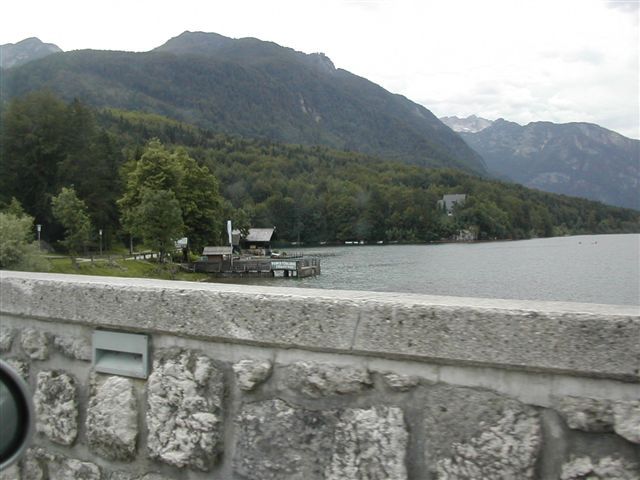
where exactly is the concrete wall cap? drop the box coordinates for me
[1,271,639,382]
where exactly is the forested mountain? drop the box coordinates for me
[460,119,640,210]
[1,31,486,174]
[0,37,62,69]
[1,93,637,252]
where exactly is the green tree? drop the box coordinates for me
[458,198,511,240]
[174,147,223,251]
[129,189,184,262]
[222,201,252,238]
[118,140,222,253]
[51,187,93,254]
[59,102,123,245]
[0,91,67,227]
[0,93,123,244]
[5,197,28,217]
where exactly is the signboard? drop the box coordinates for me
[227,220,233,245]
[176,237,188,248]
[271,261,297,270]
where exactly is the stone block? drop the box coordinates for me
[146,349,223,471]
[423,384,541,479]
[234,399,408,480]
[380,371,420,392]
[554,395,614,433]
[107,472,170,480]
[49,457,101,480]
[20,448,51,480]
[613,400,640,444]
[0,464,20,480]
[436,408,541,479]
[22,459,45,480]
[54,334,92,361]
[325,406,408,480]
[87,374,138,460]
[283,361,372,397]
[107,472,136,480]
[560,455,640,480]
[353,297,640,382]
[234,398,336,479]
[20,328,49,360]
[233,359,273,391]
[0,327,14,351]
[0,274,359,353]
[5,358,29,380]
[33,370,78,445]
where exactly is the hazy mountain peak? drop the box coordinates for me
[440,114,493,133]
[460,119,640,209]
[0,37,62,69]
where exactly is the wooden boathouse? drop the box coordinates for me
[195,253,320,278]
[232,227,275,255]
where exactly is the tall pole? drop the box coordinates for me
[227,220,233,271]
[99,229,103,256]
[36,225,42,251]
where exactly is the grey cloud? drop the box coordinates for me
[563,49,605,65]
[540,48,605,65]
[345,0,386,12]
[605,0,639,13]
[473,84,501,96]
[414,49,638,139]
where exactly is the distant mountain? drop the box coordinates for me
[1,31,486,174]
[440,115,493,133]
[460,119,640,210]
[0,37,62,69]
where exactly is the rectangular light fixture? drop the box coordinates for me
[92,331,149,379]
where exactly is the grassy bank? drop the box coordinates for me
[47,257,209,282]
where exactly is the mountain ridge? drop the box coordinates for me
[2,31,486,174]
[0,37,62,69]
[460,119,639,209]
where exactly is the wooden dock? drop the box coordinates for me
[194,255,320,278]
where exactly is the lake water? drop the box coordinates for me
[216,234,640,305]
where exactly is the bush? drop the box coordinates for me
[0,212,34,268]
[13,243,51,272]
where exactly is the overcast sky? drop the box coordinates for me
[2,0,638,138]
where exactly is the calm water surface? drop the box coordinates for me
[216,234,640,305]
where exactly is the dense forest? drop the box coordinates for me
[1,91,638,257]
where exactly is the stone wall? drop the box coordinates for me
[0,271,638,479]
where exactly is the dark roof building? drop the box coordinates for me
[201,246,233,262]
[232,227,275,254]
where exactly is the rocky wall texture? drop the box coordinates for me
[0,320,638,480]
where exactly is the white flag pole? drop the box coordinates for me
[227,220,233,270]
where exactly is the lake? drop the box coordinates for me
[215,234,640,306]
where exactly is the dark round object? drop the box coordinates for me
[0,360,34,471]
